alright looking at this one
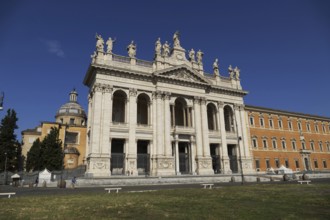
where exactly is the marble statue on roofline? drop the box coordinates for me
[213,58,219,75]
[106,37,116,53]
[196,50,203,64]
[189,49,195,62]
[95,33,104,52]
[162,41,170,57]
[234,66,240,80]
[155,38,162,55]
[228,65,234,79]
[173,31,181,47]
[127,40,136,58]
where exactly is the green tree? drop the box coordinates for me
[26,138,41,171]
[0,109,21,172]
[40,127,63,171]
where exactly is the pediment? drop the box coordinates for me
[154,65,209,84]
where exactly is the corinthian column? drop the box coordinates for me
[164,92,171,156]
[218,102,231,174]
[128,88,138,176]
[193,97,203,157]
[200,98,210,157]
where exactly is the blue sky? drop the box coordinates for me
[1,0,329,139]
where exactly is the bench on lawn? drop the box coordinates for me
[0,192,16,198]
[105,188,122,193]
[201,184,214,189]
[298,180,311,185]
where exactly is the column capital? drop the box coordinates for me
[129,88,137,97]
[154,90,163,99]
[193,96,201,104]
[217,101,224,109]
[234,103,244,111]
[200,97,207,105]
[164,92,171,100]
[92,83,113,94]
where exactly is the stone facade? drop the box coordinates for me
[83,33,254,177]
[246,105,330,172]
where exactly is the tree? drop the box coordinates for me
[26,138,41,172]
[40,127,63,171]
[0,109,21,172]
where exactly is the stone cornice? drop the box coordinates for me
[245,105,330,122]
[84,64,248,98]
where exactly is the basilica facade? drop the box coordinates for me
[83,33,254,177]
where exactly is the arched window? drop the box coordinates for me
[224,105,234,132]
[137,93,150,125]
[207,103,218,130]
[112,90,127,123]
[174,98,187,126]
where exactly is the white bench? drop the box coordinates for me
[298,180,311,185]
[0,192,16,198]
[201,184,214,189]
[105,188,122,193]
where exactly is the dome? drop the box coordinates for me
[55,89,87,125]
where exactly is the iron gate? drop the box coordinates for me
[229,155,238,173]
[211,155,221,174]
[137,154,150,175]
[179,153,189,174]
[111,153,125,175]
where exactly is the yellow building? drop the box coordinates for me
[21,89,87,169]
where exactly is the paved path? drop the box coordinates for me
[1,178,329,198]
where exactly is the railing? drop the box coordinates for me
[136,59,153,68]
[112,54,130,63]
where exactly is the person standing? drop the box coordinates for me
[71,176,77,189]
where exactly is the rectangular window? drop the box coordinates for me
[70,118,75,125]
[319,143,323,152]
[298,122,302,131]
[252,139,258,148]
[272,140,277,149]
[269,119,273,128]
[65,132,78,144]
[292,141,296,150]
[315,124,319,133]
[307,123,311,132]
[285,159,289,168]
[302,142,306,150]
[310,142,315,151]
[266,159,270,169]
[288,121,292,130]
[327,143,330,152]
[255,160,260,169]
[260,118,264,127]
[263,140,267,149]
[249,117,254,126]
[278,120,282,129]
[282,140,286,149]
[314,160,318,169]
[322,125,326,133]
[275,159,280,168]
[323,160,327,168]
[295,159,300,169]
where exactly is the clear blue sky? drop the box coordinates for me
[1,0,329,139]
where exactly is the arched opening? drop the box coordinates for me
[174,98,188,126]
[112,90,127,123]
[207,103,218,130]
[224,105,234,132]
[137,93,150,125]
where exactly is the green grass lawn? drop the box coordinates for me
[1,184,330,219]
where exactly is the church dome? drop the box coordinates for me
[55,89,87,125]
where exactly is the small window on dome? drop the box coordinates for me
[60,118,63,124]
[70,118,75,125]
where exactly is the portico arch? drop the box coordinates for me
[137,93,150,125]
[112,90,127,123]
[224,105,234,132]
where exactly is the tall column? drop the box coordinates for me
[193,97,203,157]
[101,85,112,156]
[164,92,171,156]
[156,91,164,156]
[154,91,175,176]
[174,135,180,175]
[127,88,138,176]
[236,104,254,174]
[151,92,157,176]
[85,83,111,177]
[200,98,210,157]
[218,102,231,174]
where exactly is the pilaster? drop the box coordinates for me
[128,88,138,176]
[218,101,231,174]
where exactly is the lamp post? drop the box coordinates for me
[4,152,8,185]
